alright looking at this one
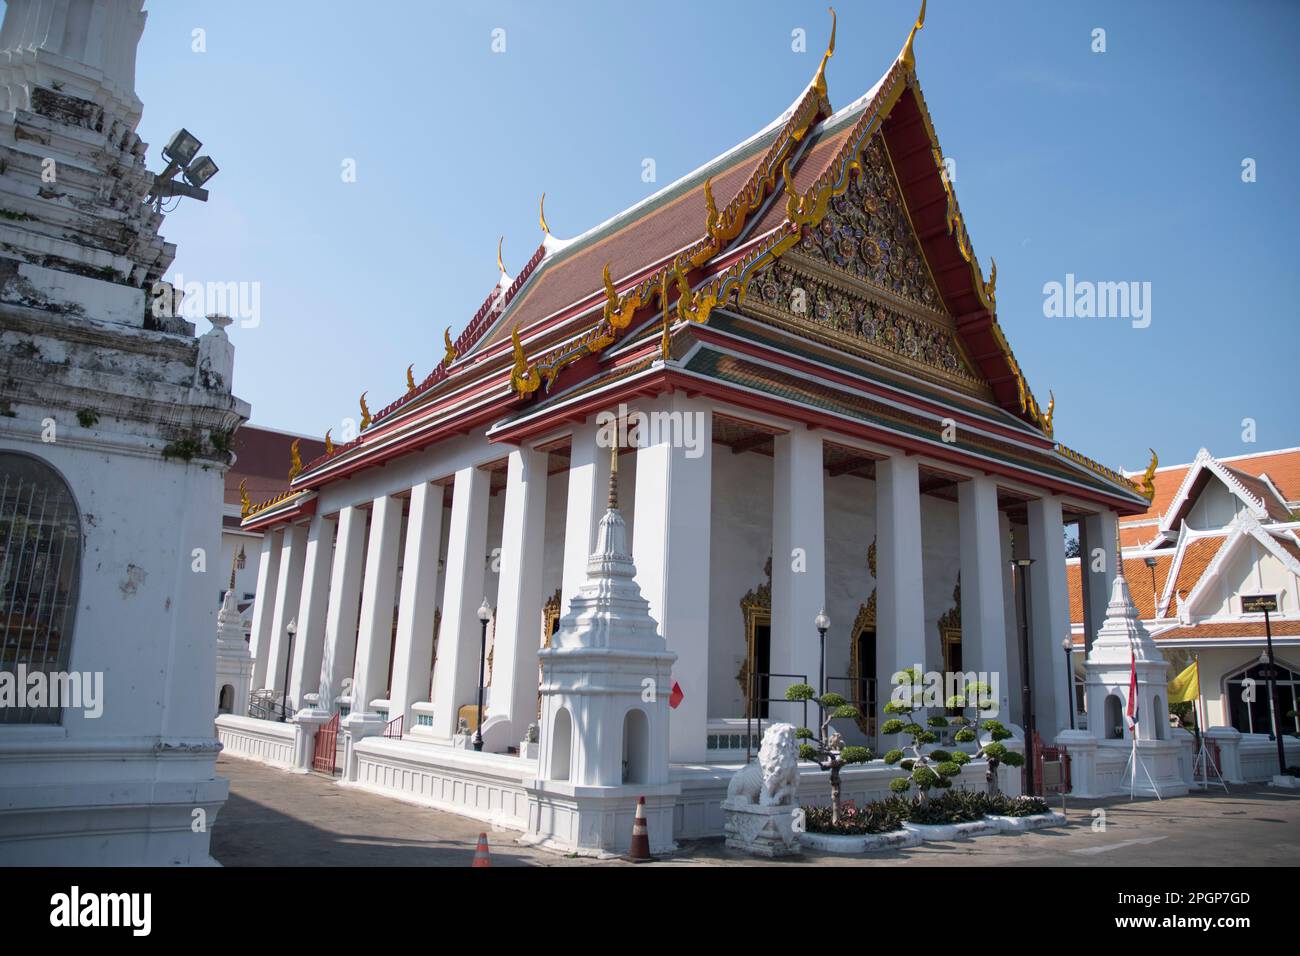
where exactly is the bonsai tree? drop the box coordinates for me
[946,679,1024,796]
[880,668,962,800]
[786,684,872,827]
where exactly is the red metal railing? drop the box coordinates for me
[312,712,339,775]
[1023,731,1071,796]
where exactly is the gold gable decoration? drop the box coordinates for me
[791,132,944,312]
[508,9,841,397]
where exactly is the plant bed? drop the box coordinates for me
[986,811,1067,833]
[800,828,921,854]
[903,818,998,841]
[800,801,907,836]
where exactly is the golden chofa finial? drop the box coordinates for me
[813,7,836,100]
[703,177,720,238]
[324,429,334,455]
[509,324,541,394]
[539,193,550,236]
[288,438,303,481]
[497,236,507,276]
[1140,448,1159,500]
[1043,389,1055,437]
[238,478,251,518]
[443,327,458,367]
[901,0,926,71]
[359,390,372,430]
[406,363,416,392]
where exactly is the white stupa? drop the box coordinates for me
[523,445,679,856]
[1084,562,1167,743]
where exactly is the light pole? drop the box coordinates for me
[815,609,830,698]
[1011,557,1035,796]
[1061,637,1075,731]
[473,598,491,752]
[1144,556,1158,614]
[280,619,296,722]
[1263,604,1286,775]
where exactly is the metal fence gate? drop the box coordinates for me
[312,712,339,775]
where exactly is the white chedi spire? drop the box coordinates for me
[1088,564,1163,665]
[551,450,668,655]
[216,588,248,655]
[0,0,148,130]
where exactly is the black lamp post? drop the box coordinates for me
[279,619,296,722]
[1011,557,1035,795]
[473,598,491,752]
[1144,556,1158,615]
[815,609,830,697]
[1262,604,1287,775]
[1061,637,1075,731]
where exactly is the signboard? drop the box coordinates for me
[1242,594,1279,614]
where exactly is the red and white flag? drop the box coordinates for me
[1126,651,1139,731]
[668,681,684,710]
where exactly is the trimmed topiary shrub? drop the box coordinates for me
[786,683,873,827]
[881,668,962,800]
[946,679,1024,795]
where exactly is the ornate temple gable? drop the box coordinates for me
[791,132,943,314]
[735,128,992,397]
[743,259,986,396]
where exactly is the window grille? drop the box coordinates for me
[0,454,82,724]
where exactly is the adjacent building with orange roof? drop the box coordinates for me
[1068,446,1300,735]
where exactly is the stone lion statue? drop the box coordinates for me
[726,722,799,807]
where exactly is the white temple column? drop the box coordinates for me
[771,428,826,703]
[389,482,443,732]
[1080,509,1119,653]
[318,505,366,712]
[875,456,926,707]
[289,513,335,710]
[561,420,612,617]
[1027,495,1073,736]
[430,466,491,739]
[248,529,282,694]
[632,398,712,762]
[350,494,403,722]
[957,475,1010,717]
[482,447,548,751]
[265,523,307,695]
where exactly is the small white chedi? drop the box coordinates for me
[522,447,678,856]
[722,722,801,856]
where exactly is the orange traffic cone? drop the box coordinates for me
[471,832,491,867]
[626,796,653,862]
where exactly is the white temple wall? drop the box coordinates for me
[1186,480,1245,532]
[707,447,773,719]
[920,494,961,676]
[539,470,569,610]
[1200,541,1298,618]
[823,473,876,711]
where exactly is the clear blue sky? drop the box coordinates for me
[73,1,1300,470]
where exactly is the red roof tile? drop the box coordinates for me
[225,426,325,507]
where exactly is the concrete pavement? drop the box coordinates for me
[210,755,1300,867]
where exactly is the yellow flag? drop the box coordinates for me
[1168,660,1199,704]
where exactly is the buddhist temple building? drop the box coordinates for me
[219,6,1166,843]
[1068,447,1300,739]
